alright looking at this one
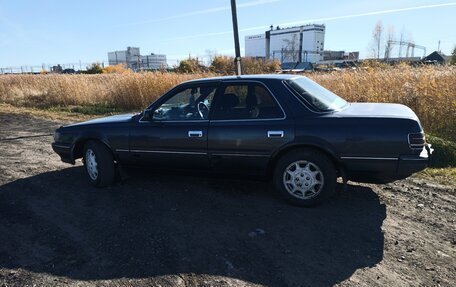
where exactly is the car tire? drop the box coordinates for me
[274,149,336,207]
[83,140,115,187]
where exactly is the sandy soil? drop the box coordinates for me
[0,112,454,287]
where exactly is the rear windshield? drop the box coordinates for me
[286,77,348,111]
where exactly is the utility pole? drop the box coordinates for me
[230,0,242,75]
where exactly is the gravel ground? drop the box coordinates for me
[0,112,454,287]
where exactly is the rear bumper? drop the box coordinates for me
[52,143,75,164]
[397,144,433,178]
[342,144,433,184]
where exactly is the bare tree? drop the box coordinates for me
[205,50,218,66]
[450,46,456,65]
[372,21,384,59]
[384,25,395,59]
[282,34,300,62]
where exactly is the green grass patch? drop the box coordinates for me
[46,105,132,116]
[427,135,456,168]
[416,168,456,187]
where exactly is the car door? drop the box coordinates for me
[208,81,294,174]
[129,83,218,169]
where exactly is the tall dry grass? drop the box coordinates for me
[0,65,454,140]
[0,72,213,110]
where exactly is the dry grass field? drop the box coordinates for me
[0,72,212,111]
[0,65,455,141]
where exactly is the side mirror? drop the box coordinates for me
[142,109,153,121]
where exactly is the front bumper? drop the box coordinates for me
[52,142,75,164]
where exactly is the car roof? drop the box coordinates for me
[182,74,301,85]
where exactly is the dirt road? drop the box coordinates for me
[0,113,454,287]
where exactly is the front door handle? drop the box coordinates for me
[188,131,203,138]
[268,131,284,138]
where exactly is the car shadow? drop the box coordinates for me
[0,167,386,286]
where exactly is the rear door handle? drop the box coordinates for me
[268,131,284,138]
[188,131,203,138]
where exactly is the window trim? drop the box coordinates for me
[282,79,347,115]
[209,80,287,122]
[139,82,220,123]
[282,79,325,114]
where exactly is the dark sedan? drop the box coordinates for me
[52,74,432,206]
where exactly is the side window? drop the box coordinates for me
[212,83,284,120]
[153,86,217,121]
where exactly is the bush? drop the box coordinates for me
[427,135,456,167]
[210,56,234,74]
[210,56,280,75]
[242,57,281,74]
[176,57,206,73]
[86,63,103,74]
[450,47,456,65]
[102,64,131,74]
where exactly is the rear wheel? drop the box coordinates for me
[83,141,115,187]
[274,149,336,207]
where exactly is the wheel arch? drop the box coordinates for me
[267,143,342,177]
[72,137,114,161]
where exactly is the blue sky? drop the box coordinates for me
[0,0,455,67]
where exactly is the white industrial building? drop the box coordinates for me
[245,34,267,58]
[108,47,140,67]
[140,54,168,70]
[108,47,167,70]
[245,24,325,63]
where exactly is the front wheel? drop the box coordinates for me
[83,141,115,187]
[274,149,336,207]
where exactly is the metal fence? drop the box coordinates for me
[271,49,323,63]
[0,62,99,74]
[0,59,183,74]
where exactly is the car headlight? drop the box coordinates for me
[54,131,61,142]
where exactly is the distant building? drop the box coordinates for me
[51,64,63,73]
[423,51,448,64]
[323,51,359,61]
[383,57,422,63]
[108,47,140,68]
[108,47,167,70]
[141,53,168,70]
[245,24,326,64]
[245,34,267,58]
[280,62,314,72]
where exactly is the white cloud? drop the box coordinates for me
[164,2,456,41]
[119,0,281,27]
[280,2,456,27]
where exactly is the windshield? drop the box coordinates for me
[286,77,348,111]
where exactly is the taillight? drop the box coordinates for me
[408,133,426,150]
